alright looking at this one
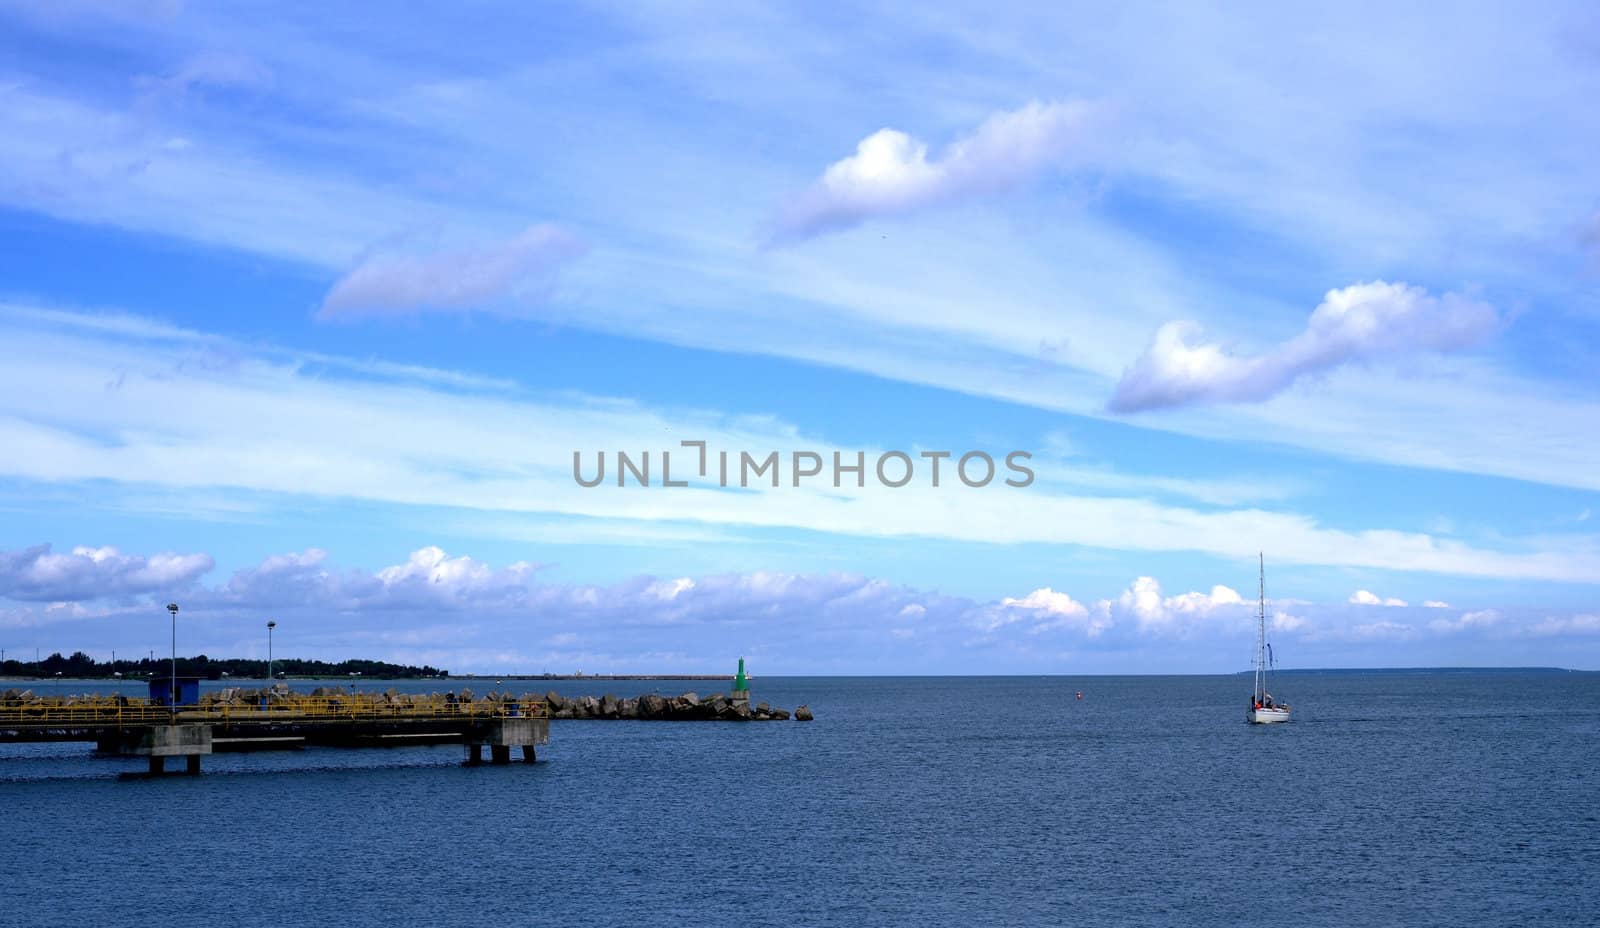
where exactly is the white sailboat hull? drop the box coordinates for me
[1247,706,1291,724]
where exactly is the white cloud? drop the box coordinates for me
[1001,587,1088,617]
[0,543,213,601]
[647,577,696,601]
[1429,608,1502,633]
[1350,589,1408,607]
[321,224,584,317]
[1100,576,1247,634]
[1271,610,1307,632]
[771,100,1098,241]
[1110,282,1503,412]
[1423,600,1451,609]
[991,586,1106,635]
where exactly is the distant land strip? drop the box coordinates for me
[1245,666,1574,674]
[453,674,735,681]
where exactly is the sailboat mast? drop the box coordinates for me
[1256,552,1266,702]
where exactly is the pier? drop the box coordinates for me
[0,690,549,775]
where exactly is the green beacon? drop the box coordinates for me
[732,657,750,706]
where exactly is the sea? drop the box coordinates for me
[1,671,1596,927]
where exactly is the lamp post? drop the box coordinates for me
[166,603,179,715]
[267,621,276,683]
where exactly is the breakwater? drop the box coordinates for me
[545,690,812,721]
[0,683,811,775]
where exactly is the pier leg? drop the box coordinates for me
[465,744,483,766]
[148,756,164,775]
[521,745,536,764]
[185,755,202,776]
[490,745,511,765]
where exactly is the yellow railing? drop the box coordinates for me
[0,695,547,727]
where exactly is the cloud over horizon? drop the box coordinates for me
[3,542,1595,672]
[1109,282,1504,413]
[770,100,1099,242]
[0,544,213,602]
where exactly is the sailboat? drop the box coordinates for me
[1247,553,1291,724]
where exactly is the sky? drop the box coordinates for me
[0,2,1597,674]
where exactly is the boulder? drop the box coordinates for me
[545,691,565,711]
[794,704,813,721]
[600,693,620,718]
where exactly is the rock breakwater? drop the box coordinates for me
[546,690,811,721]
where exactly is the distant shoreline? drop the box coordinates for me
[0,673,736,683]
[2,667,1582,685]
[452,674,736,681]
[1246,666,1575,675]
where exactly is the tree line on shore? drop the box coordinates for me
[0,651,446,680]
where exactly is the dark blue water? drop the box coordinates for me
[2,672,1597,927]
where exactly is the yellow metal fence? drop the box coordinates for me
[0,695,547,727]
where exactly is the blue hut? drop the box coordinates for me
[148,676,202,707]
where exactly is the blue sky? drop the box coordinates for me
[0,2,1597,673]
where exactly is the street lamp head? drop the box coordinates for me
[267,620,276,629]
[166,603,179,616]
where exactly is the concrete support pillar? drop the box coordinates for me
[464,744,483,766]
[125,724,212,771]
[148,756,164,775]
[466,717,549,767]
[185,754,202,775]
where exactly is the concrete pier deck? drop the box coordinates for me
[0,693,549,774]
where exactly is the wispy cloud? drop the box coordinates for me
[3,304,1597,583]
[769,100,1099,242]
[1110,282,1504,412]
[1428,608,1501,633]
[136,51,275,96]
[321,224,585,318]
